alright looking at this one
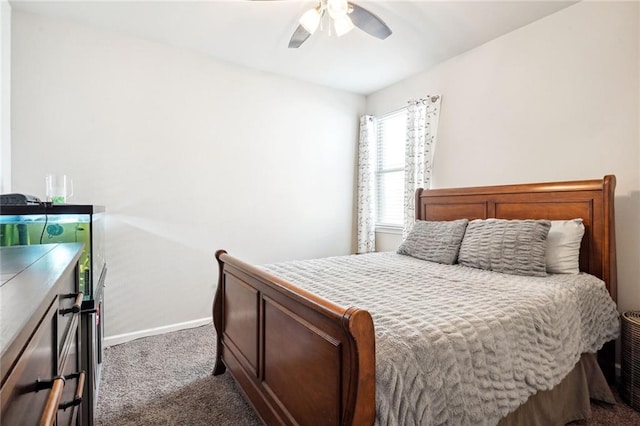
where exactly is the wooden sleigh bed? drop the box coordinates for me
[212,175,618,425]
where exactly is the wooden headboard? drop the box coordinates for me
[416,175,618,382]
[416,175,617,304]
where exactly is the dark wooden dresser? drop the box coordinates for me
[1,243,86,425]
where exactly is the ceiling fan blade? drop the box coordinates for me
[349,3,392,40]
[288,24,312,48]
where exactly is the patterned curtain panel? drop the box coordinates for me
[357,115,377,253]
[403,96,442,238]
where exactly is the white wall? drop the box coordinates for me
[0,0,10,193]
[11,11,365,342]
[368,2,640,313]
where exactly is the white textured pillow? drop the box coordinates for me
[545,219,585,274]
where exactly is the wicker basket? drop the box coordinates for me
[621,311,640,411]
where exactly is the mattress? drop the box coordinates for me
[262,252,620,426]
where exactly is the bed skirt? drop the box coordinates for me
[498,353,615,426]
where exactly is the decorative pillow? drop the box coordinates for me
[458,219,551,277]
[545,219,585,274]
[397,219,469,265]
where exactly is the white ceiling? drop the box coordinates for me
[9,0,576,95]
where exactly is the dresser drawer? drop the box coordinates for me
[57,265,82,356]
[0,300,57,425]
[57,319,83,426]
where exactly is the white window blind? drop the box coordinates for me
[375,109,407,227]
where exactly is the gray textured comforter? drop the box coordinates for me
[262,252,620,426]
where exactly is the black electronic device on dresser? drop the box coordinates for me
[0,203,106,425]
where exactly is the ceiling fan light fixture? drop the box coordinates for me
[299,7,321,34]
[286,0,391,48]
[333,14,354,37]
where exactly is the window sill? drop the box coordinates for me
[375,225,403,235]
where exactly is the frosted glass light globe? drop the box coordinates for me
[327,0,349,19]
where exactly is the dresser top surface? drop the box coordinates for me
[0,244,83,360]
[1,245,57,286]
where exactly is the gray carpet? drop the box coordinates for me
[96,324,260,425]
[97,324,640,425]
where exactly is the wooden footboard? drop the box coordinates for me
[212,250,376,426]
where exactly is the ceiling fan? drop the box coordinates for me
[257,0,392,48]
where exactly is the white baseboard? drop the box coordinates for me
[104,317,212,347]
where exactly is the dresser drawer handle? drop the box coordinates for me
[59,292,84,316]
[38,376,65,426]
[36,370,86,425]
[58,371,86,410]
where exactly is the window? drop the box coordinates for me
[375,108,407,228]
